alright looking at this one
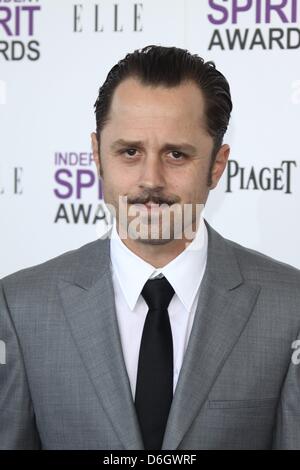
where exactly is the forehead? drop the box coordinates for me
[106,77,207,131]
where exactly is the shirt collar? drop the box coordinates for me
[109,212,208,312]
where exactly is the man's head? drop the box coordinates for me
[91,45,232,247]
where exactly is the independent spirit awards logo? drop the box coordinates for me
[0,0,41,61]
[53,151,109,225]
[207,0,300,50]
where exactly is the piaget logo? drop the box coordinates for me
[207,0,300,50]
[226,160,297,193]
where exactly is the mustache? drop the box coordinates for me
[127,191,180,206]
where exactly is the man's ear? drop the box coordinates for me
[209,144,230,189]
[91,132,102,178]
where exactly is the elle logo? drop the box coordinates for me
[73,3,143,33]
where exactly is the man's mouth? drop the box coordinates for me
[145,202,161,207]
[129,200,173,213]
[144,201,170,211]
[129,202,166,214]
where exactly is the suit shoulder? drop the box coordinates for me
[0,238,108,293]
[227,238,300,287]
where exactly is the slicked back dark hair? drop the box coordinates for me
[94,45,232,165]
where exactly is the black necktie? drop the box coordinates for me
[134,276,175,450]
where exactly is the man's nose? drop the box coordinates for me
[138,155,166,191]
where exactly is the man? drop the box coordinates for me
[0,45,299,450]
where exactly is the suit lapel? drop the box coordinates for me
[58,237,144,450]
[57,222,261,451]
[161,222,261,449]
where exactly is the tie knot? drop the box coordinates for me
[141,277,175,311]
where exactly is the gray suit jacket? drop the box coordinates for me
[1,221,300,449]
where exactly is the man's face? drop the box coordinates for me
[91,77,229,244]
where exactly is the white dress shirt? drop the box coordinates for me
[109,213,208,399]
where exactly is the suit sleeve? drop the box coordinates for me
[272,327,300,449]
[0,280,41,449]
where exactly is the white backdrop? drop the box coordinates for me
[1,0,299,277]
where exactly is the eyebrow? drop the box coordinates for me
[110,139,197,154]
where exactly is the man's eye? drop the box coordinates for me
[169,151,185,160]
[123,148,137,157]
